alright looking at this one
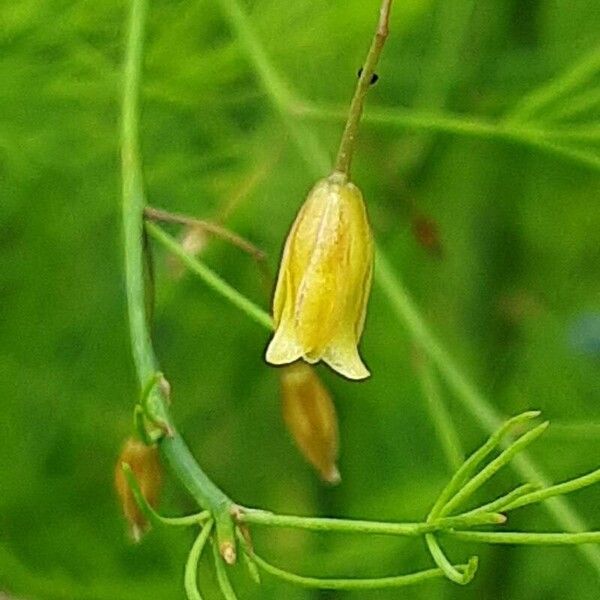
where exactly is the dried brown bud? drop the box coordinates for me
[114,438,162,541]
[280,362,341,484]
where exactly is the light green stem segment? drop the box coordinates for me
[185,521,214,600]
[449,530,600,546]
[502,467,600,512]
[121,0,235,557]
[439,421,549,517]
[425,535,477,585]
[249,552,467,590]
[238,509,504,536]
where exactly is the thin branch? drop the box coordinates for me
[122,464,210,527]
[146,222,273,330]
[237,508,505,537]
[428,411,540,519]
[461,483,539,517]
[502,467,600,512]
[333,0,393,176]
[249,551,466,590]
[414,350,464,471]
[440,421,549,517]
[425,534,477,585]
[449,530,600,546]
[144,206,267,262]
[184,522,214,600]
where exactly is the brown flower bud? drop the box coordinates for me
[114,438,162,541]
[280,362,341,484]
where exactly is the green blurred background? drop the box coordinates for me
[1,0,599,598]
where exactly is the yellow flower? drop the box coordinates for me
[266,172,373,380]
[280,362,340,484]
[114,438,162,541]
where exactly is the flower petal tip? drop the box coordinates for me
[265,330,303,366]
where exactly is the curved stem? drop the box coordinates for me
[121,0,235,559]
[425,534,476,585]
[333,0,393,176]
[250,552,462,590]
[184,521,214,600]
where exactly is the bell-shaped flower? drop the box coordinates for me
[266,173,373,380]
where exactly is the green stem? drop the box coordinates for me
[184,521,214,600]
[333,0,392,176]
[212,540,239,600]
[503,467,600,513]
[439,421,549,517]
[250,552,463,590]
[448,530,600,546]
[238,509,504,537]
[122,463,210,527]
[428,411,540,520]
[121,0,235,558]
[461,483,539,517]
[146,222,273,330]
[425,534,476,585]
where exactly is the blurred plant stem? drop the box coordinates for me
[121,0,237,562]
[506,45,600,123]
[146,222,273,330]
[292,103,600,171]
[414,350,464,472]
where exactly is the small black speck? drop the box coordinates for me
[357,67,379,85]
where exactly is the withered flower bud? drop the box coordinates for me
[266,173,373,380]
[114,437,162,541]
[280,362,341,484]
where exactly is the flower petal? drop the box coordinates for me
[321,334,370,380]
